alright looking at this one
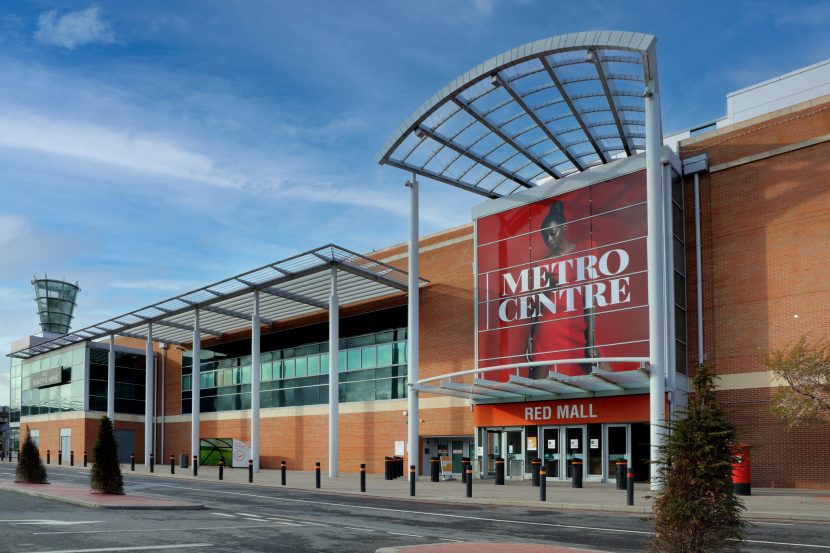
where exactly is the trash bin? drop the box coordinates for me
[531,458,541,487]
[384,456,393,480]
[616,460,627,490]
[180,453,189,469]
[495,458,505,485]
[431,457,440,482]
[732,444,751,496]
[461,457,470,483]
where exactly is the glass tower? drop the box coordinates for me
[32,277,80,334]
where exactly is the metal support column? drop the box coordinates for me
[406,174,420,481]
[645,79,666,491]
[328,266,339,478]
[663,164,676,420]
[144,324,154,466]
[251,291,261,472]
[107,335,115,422]
[191,309,201,464]
[694,172,704,365]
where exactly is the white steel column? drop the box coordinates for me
[191,309,201,463]
[645,78,666,491]
[144,324,154,465]
[107,335,115,422]
[251,292,261,472]
[328,266,339,478]
[406,175,420,480]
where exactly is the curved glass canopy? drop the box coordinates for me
[378,31,658,198]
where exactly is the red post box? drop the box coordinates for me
[731,443,751,496]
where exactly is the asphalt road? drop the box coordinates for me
[1,465,829,553]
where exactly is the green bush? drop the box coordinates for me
[650,365,745,552]
[89,416,124,495]
[15,426,47,484]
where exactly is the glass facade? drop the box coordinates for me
[671,168,689,375]
[182,328,408,414]
[32,278,79,334]
[18,345,86,415]
[88,345,147,415]
[9,358,21,423]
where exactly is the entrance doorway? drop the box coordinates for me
[604,424,631,483]
[540,425,587,480]
[59,428,71,465]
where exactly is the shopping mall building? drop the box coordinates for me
[6,32,830,488]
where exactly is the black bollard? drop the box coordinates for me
[131,453,135,471]
[539,467,547,501]
[47,450,51,465]
[409,465,416,496]
[360,463,366,492]
[430,457,440,482]
[170,454,175,475]
[616,460,627,490]
[219,459,224,480]
[465,465,472,498]
[149,453,154,473]
[281,460,286,485]
[571,460,582,489]
[193,455,198,477]
[315,462,321,489]
[248,459,254,483]
[495,458,505,485]
[531,458,540,487]
[626,465,634,506]
[70,451,74,467]
[83,451,88,468]
[58,450,62,465]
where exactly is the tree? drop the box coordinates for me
[16,426,47,484]
[89,416,124,495]
[650,365,745,553]
[765,336,830,426]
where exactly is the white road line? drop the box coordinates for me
[438,538,464,542]
[241,518,266,522]
[210,513,236,518]
[24,544,212,553]
[342,527,374,532]
[744,539,830,550]
[33,524,275,536]
[751,521,795,526]
[387,531,423,538]
[234,512,261,518]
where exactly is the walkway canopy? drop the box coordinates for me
[378,31,658,199]
[10,244,427,359]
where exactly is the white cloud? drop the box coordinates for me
[34,4,115,50]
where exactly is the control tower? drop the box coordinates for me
[32,276,80,335]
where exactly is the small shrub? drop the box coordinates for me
[16,426,47,484]
[89,416,124,495]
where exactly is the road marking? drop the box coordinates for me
[744,539,830,550]
[438,538,464,542]
[33,524,275,536]
[234,512,261,518]
[210,513,236,518]
[24,544,213,553]
[342,527,374,532]
[0,520,102,526]
[387,531,423,538]
[751,521,795,526]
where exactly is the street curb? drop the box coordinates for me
[0,483,204,510]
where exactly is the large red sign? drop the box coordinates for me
[473,394,650,426]
[476,170,649,381]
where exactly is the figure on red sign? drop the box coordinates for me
[525,200,601,378]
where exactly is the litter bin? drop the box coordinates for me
[180,453,189,469]
[431,457,440,482]
[495,458,505,485]
[616,460,627,490]
[531,458,541,487]
[384,456,394,480]
[732,444,751,496]
[461,457,470,483]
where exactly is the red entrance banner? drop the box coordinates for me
[473,394,650,426]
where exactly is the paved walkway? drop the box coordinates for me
[0,479,203,509]
[2,459,829,521]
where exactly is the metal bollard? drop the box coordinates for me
[83,451,88,468]
[465,465,472,498]
[360,463,366,492]
[149,453,154,473]
[219,459,224,480]
[571,460,582,488]
[193,455,198,477]
[616,460,627,490]
[315,462,321,488]
[248,459,253,483]
[58,450,62,465]
[430,457,440,482]
[70,451,74,467]
[626,465,634,506]
[281,460,286,485]
[170,454,175,475]
[410,465,416,497]
[531,458,540,487]
[539,467,547,501]
[131,453,135,471]
[47,450,51,465]
[495,458,505,485]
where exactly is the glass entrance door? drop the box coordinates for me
[541,426,561,478]
[451,440,464,473]
[565,426,586,478]
[486,430,502,476]
[605,424,631,482]
[505,430,523,479]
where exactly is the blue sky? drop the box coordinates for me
[1,0,829,401]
